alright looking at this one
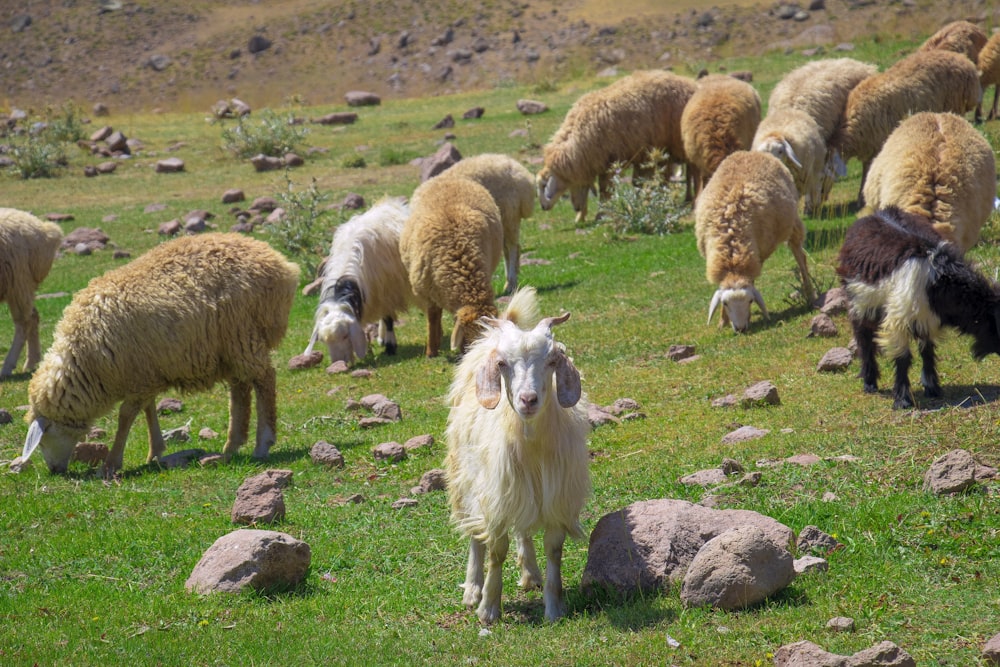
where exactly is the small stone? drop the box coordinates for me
[403,434,434,451]
[288,351,324,370]
[72,442,109,466]
[808,314,838,337]
[311,441,345,467]
[373,442,406,462]
[199,428,218,440]
[817,347,853,372]
[722,426,769,444]
[827,616,854,632]
[793,555,828,574]
[157,397,183,414]
[392,498,419,509]
[711,394,738,408]
[741,381,779,407]
[667,344,696,361]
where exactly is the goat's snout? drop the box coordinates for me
[517,390,539,414]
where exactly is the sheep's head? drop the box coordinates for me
[21,414,89,474]
[755,135,801,171]
[536,167,565,211]
[709,285,767,333]
[474,313,581,419]
[453,304,497,356]
[311,301,368,364]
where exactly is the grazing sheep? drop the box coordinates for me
[0,209,62,378]
[681,74,762,199]
[837,207,1000,409]
[21,233,299,475]
[862,112,996,254]
[305,197,412,365]
[439,154,535,294]
[695,151,815,332]
[400,176,503,357]
[919,19,988,64]
[752,108,828,216]
[445,286,590,624]
[833,49,981,203]
[537,70,697,222]
[976,31,1000,122]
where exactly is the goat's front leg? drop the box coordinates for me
[852,316,880,394]
[892,349,915,409]
[462,538,485,608]
[918,339,941,398]
[143,399,166,463]
[379,316,397,355]
[477,533,509,625]
[426,305,443,357]
[224,379,252,459]
[252,366,277,459]
[542,527,568,622]
[515,532,543,591]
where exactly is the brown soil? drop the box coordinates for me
[1,0,995,114]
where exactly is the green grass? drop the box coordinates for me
[2,38,1000,666]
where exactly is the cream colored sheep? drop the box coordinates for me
[681,74,761,199]
[834,49,981,203]
[919,19,988,64]
[862,112,995,254]
[400,176,503,357]
[445,286,590,624]
[21,233,299,476]
[752,108,828,216]
[976,31,1000,122]
[695,151,814,332]
[0,209,62,378]
[537,70,697,223]
[439,154,535,294]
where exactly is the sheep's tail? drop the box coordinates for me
[502,286,541,329]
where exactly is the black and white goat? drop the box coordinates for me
[305,198,413,365]
[836,207,1000,409]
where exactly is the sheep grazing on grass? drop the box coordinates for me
[681,74,762,199]
[837,207,1000,409]
[862,112,996,255]
[400,176,503,357]
[445,286,590,624]
[0,208,62,378]
[439,154,535,294]
[537,70,697,223]
[305,197,411,365]
[919,19,988,64]
[695,151,815,333]
[977,31,1000,122]
[752,108,828,216]
[21,233,299,475]
[833,49,981,204]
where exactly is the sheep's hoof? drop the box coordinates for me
[519,573,543,592]
[462,584,482,608]
[477,602,501,625]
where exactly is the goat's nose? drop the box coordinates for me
[519,391,538,410]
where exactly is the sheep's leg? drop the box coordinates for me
[542,527,568,622]
[23,307,41,373]
[856,160,871,207]
[918,339,941,399]
[105,399,145,477]
[1,320,26,377]
[515,532,543,591]
[425,305,443,357]
[570,186,588,225]
[852,317,880,394]
[143,399,166,463]
[990,86,999,121]
[462,538,485,608]
[224,379,253,459]
[502,241,519,295]
[788,236,815,304]
[891,349,915,410]
[251,366,277,459]
[477,533,509,625]
[378,317,397,355]
[1,299,34,377]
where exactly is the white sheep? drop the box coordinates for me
[438,154,535,294]
[752,108,828,216]
[695,150,815,332]
[400,176,503,357]
[305,197,412,365]
[445,286,590,624]
[862,112,996,255]
[20,233,299,476]
[537,69,697,222]
[0,208,62,378]
[681,74,762,199]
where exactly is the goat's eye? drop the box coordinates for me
[496,359,507,369]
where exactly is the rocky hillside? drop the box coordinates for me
[2,0,996,113]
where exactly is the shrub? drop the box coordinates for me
[43,101,88,143]
[341,154,367,169]
[221,110,307,159]
[5,134,67,179]
[378,146,418,167]
[263,173,334,282]
[596,157,688,238]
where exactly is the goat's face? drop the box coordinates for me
[22,416,87,473]
[756,136,801,170]
[315,302,368,363]
[709,286,767,333]
[475,314,581,417]
[536,168,565,211]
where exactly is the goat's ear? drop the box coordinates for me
[782,139,802,169]
[22,417,47,459]
[555,351,582,408]
[475,350,503,409]
[708,289,723,325]
[349,322,369,360]
[751,287,769,319]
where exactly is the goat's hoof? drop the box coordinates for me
[477,603,501,625]
[462,585,482,608]
[384,342,397,355]
[519,574,543,592]
[892,398,915,410]
[862,382,878,394]
[923,386,942,399]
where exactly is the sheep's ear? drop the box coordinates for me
[304,324,320,355]
[22,417,47,459]
[751,287,769,319]
[782,139,802,169]
[555,352,582,408]
[349,322,369,360]
[475,350,503,409]
[708,290,723,325]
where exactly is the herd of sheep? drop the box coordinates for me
[4,19,1000,624]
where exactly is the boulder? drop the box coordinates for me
[923,448,978,495]
[186,529,310,594]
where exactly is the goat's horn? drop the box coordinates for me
[540,312,571,330]
[782,138,802,169]
[751,287,768,319]
[708,290,723,325]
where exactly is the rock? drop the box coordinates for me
[827,616,854,632]
[0,409,12,425]
[797,525,841,554]
[247,35,272,54]
[607,398,640,415]
[414,468,447,493]
[249,197,278,213]
[722,425,769,444]
[313,112,358,125]
[62,227,109,251]
[679,525,795,610]
[341,193,365,210]
[419,141,462,181]
[158,219,181,236]
[371,399,402,421]
[157,448,204,468]
[373,442,406,462]
[392,498,419,509]
[818,347,853,372]
[251,154,284,172]
[793,555,829,574]
[288,351,324,370]
[711,394,738,408]
[667,344,696,361]
[516,99,548,114]
[581,499,793,595]
[345,91,381,106]
[91,126,113,142]
[155,157,185,173]
[819,287,850,315]
[221,189,245,204]
[199,427,218,440]
[185,529,310,594]
[462,106,485,119]
[923,448,978,494]
[587,402,620,427]
[849,641,916,666]
[741,380,779,406]
[773,640,847,666]
[72,442,109,466]
[326,360,349,374]
[984,632,1000,665]
[147,55,171,72]
[157,397,183,414]
[433,114,455,129]
[311,441,345,467]
[809,314,838,337]
[231,469,293,525]
[678,468,729,487]
[403,434,434,451]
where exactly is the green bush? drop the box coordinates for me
[220,110,308,159]
[378,146,418,167]
[43,101,88,143]
[341,154,367,169]
[596,157,688,238]
[5,133,67,179]
[263,173,334,282]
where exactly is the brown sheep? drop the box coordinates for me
[919,19,988,64]
[977,31,1000,122]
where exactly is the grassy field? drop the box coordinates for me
[1,35,1000,666]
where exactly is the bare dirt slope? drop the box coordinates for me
[1,0,994,113]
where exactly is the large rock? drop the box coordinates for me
[419,141,462,181]
[773,640,915,667]
[186,529,310,594]
[581,499,794,595]
[680,525,795,610]
[923,449,978,494]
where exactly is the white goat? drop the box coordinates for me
[445,287,591,624]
